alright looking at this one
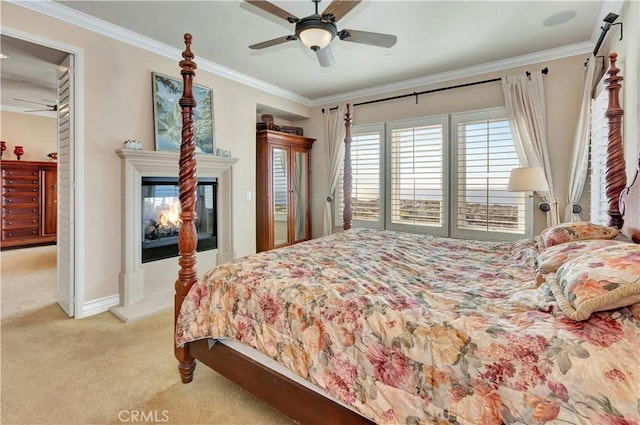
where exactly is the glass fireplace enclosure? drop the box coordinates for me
[141,177,217,263]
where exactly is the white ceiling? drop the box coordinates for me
[1,0,622,116]
[1,34,66,116]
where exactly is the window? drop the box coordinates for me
[452,109,526,240]
[336,108,529,240]
[337,124,383,228]
[590,88,609,225]
[386,116,448,235]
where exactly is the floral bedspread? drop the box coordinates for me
[176,229,640,425]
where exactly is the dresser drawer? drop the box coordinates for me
[2,168,39,178]
[3,175,39,187]
[2,194,39,206]
[3,205,39,216]
[2,185,39,195]
[2,226,39,240]
[3,216,40,228]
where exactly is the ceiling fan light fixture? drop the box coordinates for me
[296,17,336,51]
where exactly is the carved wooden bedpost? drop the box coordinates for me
[343,104,353,230]
[174,33,198,384]
[605,53,627,229]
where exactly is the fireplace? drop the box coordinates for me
[114,148,237,322]
[141,177,217,262]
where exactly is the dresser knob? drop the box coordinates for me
[31,198,36,202]
[6,221,11,225]
[32,188,37,192]
[32,230,37,234]
[31,209,36,213]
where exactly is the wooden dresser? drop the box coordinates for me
[1,160,57,248]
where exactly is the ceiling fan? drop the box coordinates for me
[14,98,58,113]
[246,0,397,67]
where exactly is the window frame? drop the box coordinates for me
[334,108,534,241]
[451,107,532,241]
[335,123,385,230]
[589,88,609,225]
[385,115,449,237]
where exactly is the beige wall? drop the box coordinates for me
[0,111,57,161]
[2,3,310,306]
[305,54,588,237]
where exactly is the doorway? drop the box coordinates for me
[1,30,82,317]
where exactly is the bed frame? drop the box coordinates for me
[172,35,639,424]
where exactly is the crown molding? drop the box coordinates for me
[8,0,311,106]
[309,41,594,107]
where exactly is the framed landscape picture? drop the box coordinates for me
[152,72,215,153]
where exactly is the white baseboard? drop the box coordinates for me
[109,289,173,323]
[80,294,120,318]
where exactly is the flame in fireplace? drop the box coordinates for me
[159,200,182,228]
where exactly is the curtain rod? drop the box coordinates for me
[322,67,549,112]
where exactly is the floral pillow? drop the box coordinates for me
[536,239,625,274]
[546,244,640,321]
[539,221,619,248]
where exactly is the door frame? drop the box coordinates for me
[2,26,85,318]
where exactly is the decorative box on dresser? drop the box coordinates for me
[1,160,57,248]
[256,129,315,252]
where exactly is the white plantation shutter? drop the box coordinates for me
[335,108,530,240]
[590,89,609,225]
[452,109,527,240]
[337,124,383,228]
[387,116,448,235]
[272,150,288,212]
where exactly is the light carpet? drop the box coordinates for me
[1,245,57,321]
[1,246,293,425]
[1,306,293,425]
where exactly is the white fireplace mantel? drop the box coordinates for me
[111,149,238,322]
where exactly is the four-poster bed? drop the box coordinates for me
[173,35,639,424]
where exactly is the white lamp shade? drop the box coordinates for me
[299,28,333,50]
[508,167,550,192]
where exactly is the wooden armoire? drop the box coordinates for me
[1,160,57,248]
[256,130,315,252]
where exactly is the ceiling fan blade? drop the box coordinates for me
[322,0,362,22]
[24,109,51,112]
[14,98,49,106]
[245,0,299,23]
[249,35,297,50]
[316,46,335,68]
[339,29,397,48]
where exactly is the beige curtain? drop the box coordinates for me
[502,72,557,225]
[565,57,598,221]
[323,106,346,236]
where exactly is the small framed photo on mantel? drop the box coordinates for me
[152,72,216,154]
[216,148,232,158]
